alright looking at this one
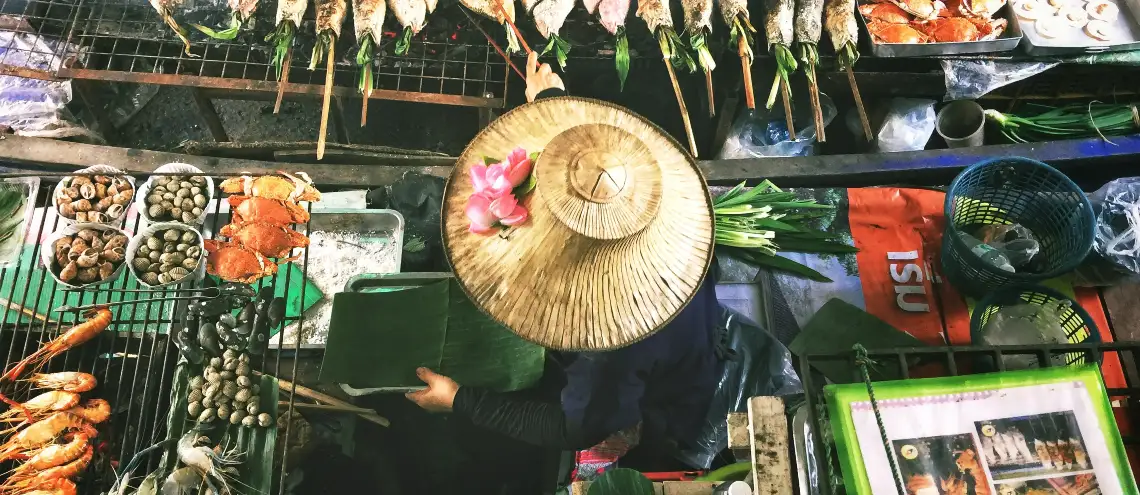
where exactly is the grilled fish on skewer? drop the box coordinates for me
[311,0,348,159]
[763,0,797,109]
[794,0,826,140]
[824,0,872,140]
[719,0,757,107]
[529,0,575,68]
[389,0,435,54]
[266,0,308,81]
[682,0,716,115]
[462,0,521,53]
[354,0,387,111]
[192,0,260,39]
[638,0,699,156]
[583,0,631,88]
[149,0,196,56]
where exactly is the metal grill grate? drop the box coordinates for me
[56,0,509,106]
[0,175,318,493]
[801,342,1140,494]
[0,0,80,79]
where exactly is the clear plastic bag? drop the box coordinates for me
[875,98,936,153]
[1073,177,1140,286]
[975,224,1041,269]
[677,306,803,469]
[716,94,837,159]
[979,302,1071,369]
[941,60,1059,101]
[0,19,95,140]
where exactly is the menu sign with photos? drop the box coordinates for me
[826,366,1135,495]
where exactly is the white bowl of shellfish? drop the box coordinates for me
[126,223,206,288]
[52,165,135,226]
[135,163,215,225]
[41,224,131,288]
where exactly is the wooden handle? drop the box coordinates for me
[807,64,825,143]
[274,47,292,114]
[738,37,755,110]
[665,62,698,158]
[780,78,796,141]
[705,71,715,118]
[361,70,371,127]
[317,43,335,160]
[846,66,873,142]
[273,375,391,427]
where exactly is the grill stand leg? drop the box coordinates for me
[191,89,230,142]
[72,80,120,145]
[478,93,499,130]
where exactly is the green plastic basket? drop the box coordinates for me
[971,284,1099,368]
[941,157,1094,297]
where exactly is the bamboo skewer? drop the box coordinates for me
[846,65,872,142]
[317,42,336,161]
[739,36,755,109]
[361,70,371,127]
[494,3,531,54]
[462,6,525,78]
[272,375,391,427]
[274,47,292,114]
[665,62,699,157]
[806,64,825,142]
[705,71,715,118]
[780,78,796,141]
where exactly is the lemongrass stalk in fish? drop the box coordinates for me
[582,0,631,88]
[309,0,348,71]
[528,0,575,69]
[823,0,859,69]
[149,0,196,57]
[265,0,308,80]
[682,0,715,76]
[794,0,825,137]
[637,0,695,73]
[462,0,521,53]
[192,0,260,39]
[719,0,755,61]
[354,0,387,96]
[389,0,435,55]
[763,0,797,109]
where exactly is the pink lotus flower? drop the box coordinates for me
[470,147,533,197]
[465,193,529,234]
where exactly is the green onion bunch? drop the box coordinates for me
[714,180,857,282]
[986,103,1140,143]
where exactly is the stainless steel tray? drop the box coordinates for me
[1019,0,1140,55]
[859,3,1024,56]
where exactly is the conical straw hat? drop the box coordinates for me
[443,97,714,351]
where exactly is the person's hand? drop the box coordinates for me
[525,51,565,103]
[405,367,459,413]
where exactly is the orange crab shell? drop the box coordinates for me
[204,239,291,284]
[228,196,311,226]
[218,222,310,258]
[219,174,321,203]
[913,16,1006,41]
[889,0,944,19]
[868,21,931,43]
[861,2,914,23]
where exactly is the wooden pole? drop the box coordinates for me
[705,70,715,118]
[739,37,755,110]
[317,41,336,160]
[780,78,796,141]
[665,61,698,157]
[274,47,292,114]
[361,70,371,127]
[807,64,825,142]
[847,65,873,142]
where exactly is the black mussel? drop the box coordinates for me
[267,297,286,328]
[173,330,204,364]
[231,323,252,336]
[247,329,268,356]
[218,282,256,298]
[218,313,238,329]
[216,324,244,347]
[198,298,229,317]
[237,302,256,324]
[198,321,222,356]
[256,286,274,303]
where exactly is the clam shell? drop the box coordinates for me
[186,246,202,259]
[241,415,256,427]
[147,262,162,273]
[142,272,160,285]
[132,257,152,272]
[170,208,183,219]
[145,236,162,251]
[148,250,161,262]
[158,273,172,285]
[181,211,196,223]
[160,252,186,265]
[163,244,177,254]
[182,258,198,270]
[147,204,165,219]
[229,411,244,425]
[193,194,208,208]
[146,194,163,205]
[163,229,181,242]
[176,243,190,252]
[182,231,197,243]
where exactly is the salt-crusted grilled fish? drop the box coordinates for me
[462,0,521,53]
[638,0,695,73]
[389,0,435,55]
[530,0,575,68]
[718,0,756,62]
[192,0,260,39]
[763,0,797,109]
[265,0,309,80]
[794,0,823,45]
[636,0,673,34]
[682,0,715,75]
[354,0,386,97]
[583,0,631,87]
[149,0,195,56]
[310,0,348,70]
[824,0,859,66]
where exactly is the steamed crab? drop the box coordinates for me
[228,196,310,226]
[204,240,294,284]
[218,222,310,258]
[912,16,1006,41]
[219,172,321,203]
[875,0,945,20]
[867,21,931,42]
[861,2,914,22]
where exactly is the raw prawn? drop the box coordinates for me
[176,431,243,495]
[1,446,92,493]
[160,466,203,495]
[0,413,92,461]
[218,222,310,258]
[0,392,79,422]
[27,372,97,393]
[218,172,320,202]
[12,432,90,473]
[229,196,310,226]
[14,479,75,495]
[1,309,111,382]
[64,399,111,424]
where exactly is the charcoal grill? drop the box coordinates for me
[0,174,319,494]
[801,342,1140,494]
